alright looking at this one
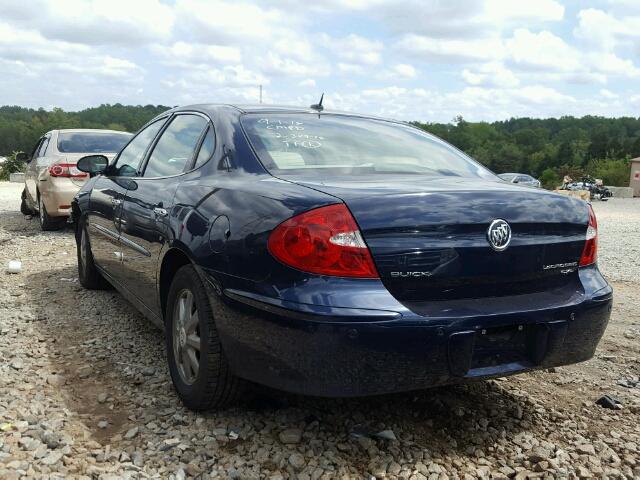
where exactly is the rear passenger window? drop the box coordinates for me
[30,139,44,160]
[194,127,215,169]
[144,115,208,178]
[37,137,50,157]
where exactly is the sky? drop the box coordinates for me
[1,0,640,122]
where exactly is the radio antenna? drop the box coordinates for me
[310,93,324,112]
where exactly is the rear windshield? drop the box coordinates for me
[241,114,495,179]
[57,132,132,153]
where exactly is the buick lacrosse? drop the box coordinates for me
[72,104,612,410]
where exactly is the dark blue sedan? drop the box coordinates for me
[72,104,612,410]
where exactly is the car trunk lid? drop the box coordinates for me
[282,175,589,303]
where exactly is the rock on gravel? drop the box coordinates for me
[278,428,303,444]
[1,182,639,479]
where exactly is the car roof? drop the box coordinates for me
[173,103,406,125]
[55,129,132,134]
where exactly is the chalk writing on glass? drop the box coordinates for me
[258,118,305,131]
[282,140,322,149]
[270,133,324,141]
[266,125,305,131]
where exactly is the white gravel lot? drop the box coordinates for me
[0,181,639,479]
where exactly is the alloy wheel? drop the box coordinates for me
[172,289,201,385]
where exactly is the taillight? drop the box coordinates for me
[579,204,597,266]
[268,204,379,278]
[48,163,88,178]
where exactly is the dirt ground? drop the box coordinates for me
[0,180,638,479]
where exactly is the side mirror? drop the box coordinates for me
[512,179,519,183]
[77,155,109,176]
[15,152,29,162]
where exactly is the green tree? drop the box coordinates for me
[586,158,631,186]
[0,152,27,180]
[539,168,560,190]
[0,104,170,156]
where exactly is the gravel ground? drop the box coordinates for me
[0,180,638,479]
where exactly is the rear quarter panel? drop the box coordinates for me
[171,173,338,283]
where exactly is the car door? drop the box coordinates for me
[118,113,211,316]
[87,118,167,282]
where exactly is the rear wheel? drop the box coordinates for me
[38,194,65,231]
[166,264,242,410]
[20,189,34,215]
[77,220,109,290]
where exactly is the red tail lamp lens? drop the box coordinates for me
[268,204,379,278]
[48,163,88,178]
[579,204,598,266]
[48,165,66,177]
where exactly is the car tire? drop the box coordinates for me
[76,219,110,290]
[38,194,65,231]
[20,189,34,215]
[166,264,242,410]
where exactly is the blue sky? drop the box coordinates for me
[1,0,639,122]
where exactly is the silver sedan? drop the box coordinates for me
[498,173,541,188]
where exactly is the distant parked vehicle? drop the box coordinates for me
[18,129,132,230]
[498,173,541,188]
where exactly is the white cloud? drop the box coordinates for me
[360,0,563,39]
[505,29,580,72]
[484,0,564,23]
[0,22,90,62]
[513,85,575,105]
[395,34,504,63]
[0,20,143,102]
[259,52,330,77]
[174,0,287,42]
[589,52,640,77]
[323,83,577,121]
[462,63,519,88]
[320,33,383,66]
[0,0,174,45]
[574,8,640,52]
[376,63,418,80]
[153,42,242,66]
[391,64,417,78]
[337,63,365,75]
[1,0,640,121]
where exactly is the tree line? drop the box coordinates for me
[415,115,636,187]
[0,104,170,158]
[1,104,636,187]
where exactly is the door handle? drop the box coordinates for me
[153,207,168,217]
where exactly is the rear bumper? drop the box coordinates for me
[206,269,612,397]
[40,178,80,217]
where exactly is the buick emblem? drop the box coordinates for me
[487,219,511,251]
